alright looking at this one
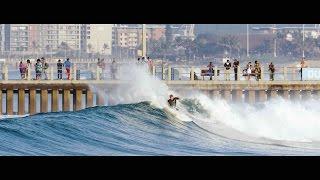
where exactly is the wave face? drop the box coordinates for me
[1,62,320,155]
[0,100,320,156]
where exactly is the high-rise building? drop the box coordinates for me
[39,24,81,52]
[86,24,113,55]
[4,24,30,52]
[0,24,5,52]
[112,24,165,49]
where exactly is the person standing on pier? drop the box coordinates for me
[64,58,71,80]
[224,60,232,81]
[233,59,239,81]
[245,62,252,81]
[268,62,275,81]
[207,62,214,80]
[300,58,307,81]
[147,57,153,74]
[254,60,262,81]
[26,59,31,80]
[110,59,117,80]
[41,57,49,80]
[57,59,63,80]
[19,60,25,79]
[35,59,42,80]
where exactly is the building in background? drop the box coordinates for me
[112,24,165,57]
[4,24,30,52]
[87,24,113,55]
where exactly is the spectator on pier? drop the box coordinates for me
[207,62,214,80]
[233,59,240,81]
[268,62,275,81]
[41,57,49,80]
[35,59,42,80]
[64,58,71,80]
[57,59,63,80]
[254,60,262,81]
[300,57,307,81]
[224,59,232,81]
[19,60,26,79]
[110,59,117,80]
[245,62,252,80]
[147,57,153,74]
[26,59,31,79]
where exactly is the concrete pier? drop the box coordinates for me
[29,89,36,115]
[258,90,267,102]
[233,90,243,102]
[63,89,70,111]
[18,89,25,115]
[222,90,232,102]
[86,89,93,108]
[41,89,48,113]
[0,80,319,116]
[51,89,59,112]
[6,89,13,115]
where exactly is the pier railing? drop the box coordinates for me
[0,64,318,82]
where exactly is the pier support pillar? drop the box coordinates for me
[302,90,312,100]
[190,67,194,81]
[270,90,278,100]
[222,90,231,102]
[167,66,171,81]
[74,89,82,111]
[96,90,105,106]
[211,90,220,99]
[290,90,300,101]
[29,89,36,115]
[233,90,243,102]
[247,90,255,104]
[86,89,93,108]
[258,90,267,102]
[63,89,70,111]
[6,89,13,115]
[315,90,320,100]
[0,89,2,115]
[280,90,289,100]
[18,89,25,115]
[41,89,48,113]
[51,89,59,112]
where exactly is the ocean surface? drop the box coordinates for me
[1,63,320,156]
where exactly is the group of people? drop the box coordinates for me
[96,58,118,80]
[137,56,154,74]
[203,59,276,81]
[19,57,72,80]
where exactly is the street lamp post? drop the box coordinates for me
[247,24,250,57]
[302,24,305,58]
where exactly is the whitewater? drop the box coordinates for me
[1,62,320,155]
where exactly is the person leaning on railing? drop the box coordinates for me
[299,57,307,81]
[233,59,239,81]
[207,62,214,80]
[224,60,232,81]
[268,62,275,81]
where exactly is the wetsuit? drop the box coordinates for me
[168,97,179,107]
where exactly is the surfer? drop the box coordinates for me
[168,95,179,108]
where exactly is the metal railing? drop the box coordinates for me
[0,64,319,82]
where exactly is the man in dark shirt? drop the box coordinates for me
[233,59,240,81]
[224,60,232,81]
[57,59,63,79]
[268,62,275,81]
[168,95,179,107]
